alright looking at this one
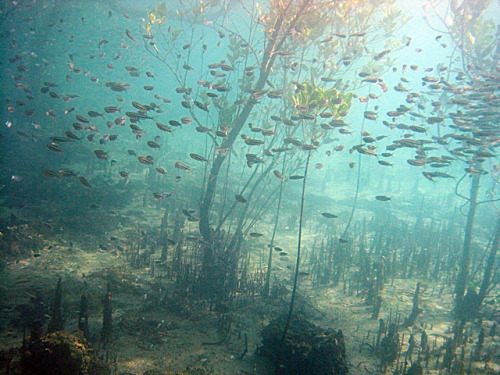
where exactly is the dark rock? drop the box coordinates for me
[406,361,423,375]
[21,331,111,375]
[259,314,348,375]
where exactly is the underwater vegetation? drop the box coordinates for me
[0,0,499,374]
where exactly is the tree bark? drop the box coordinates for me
[198,0,307,263]
[454,173,480,318]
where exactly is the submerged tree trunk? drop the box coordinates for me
[199,1,308,272]
[454,173,480,319]
[477,215,500,308]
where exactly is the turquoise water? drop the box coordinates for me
[0,1,499,374]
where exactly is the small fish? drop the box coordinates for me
[126,29,136,42]
[464,167,487,175]
[119,171,130,185]
[104,106,121,113]
[422,76,439,83]
[98,39,109,48]
[49,136,73,143]
[424,171,455,179]
[410,125,427,133]
[364,112,377,120]
[126,111,152,120]
[93,149,108,160]
[47,143,63,152]
[76,114,89,123]
[375,195,391,201]
[249,232,263,238]
[65,131,81,140]
[407,159,426,167]
[138,156,154,165]
[362,77,379,83]
[78,176,92,188]
[194,101,209,112]
[153,192,171,200]
[42,169,59,177]
[175,161,191,171]
[378,160,393,167]
[426,116,443,124]
[373,49,390,60]
[190,153,208,162]
[321,212,338,219]
[245,138,264,146]
[235,194,247,203]
[156,122,171,132]
[58,170,78,178]
[147,141,160,148]
[156,167,167,175]
[357,147,377,157]
[273,170,284,180]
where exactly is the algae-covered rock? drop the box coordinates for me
[260,314,348,375]
[21,331,110,375]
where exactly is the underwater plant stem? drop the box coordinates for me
[47,277,64,334]
[264,161,287,296]
[342,93,369,238]
[455,173,481,318]
[454,173,469,200]
[217,166,260,232]
[279,150,311,351]
[343,151,362,237]
[243,183,281,236]
[217,151,233,227]
[477,215,500,306]
[101,281,113,347]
